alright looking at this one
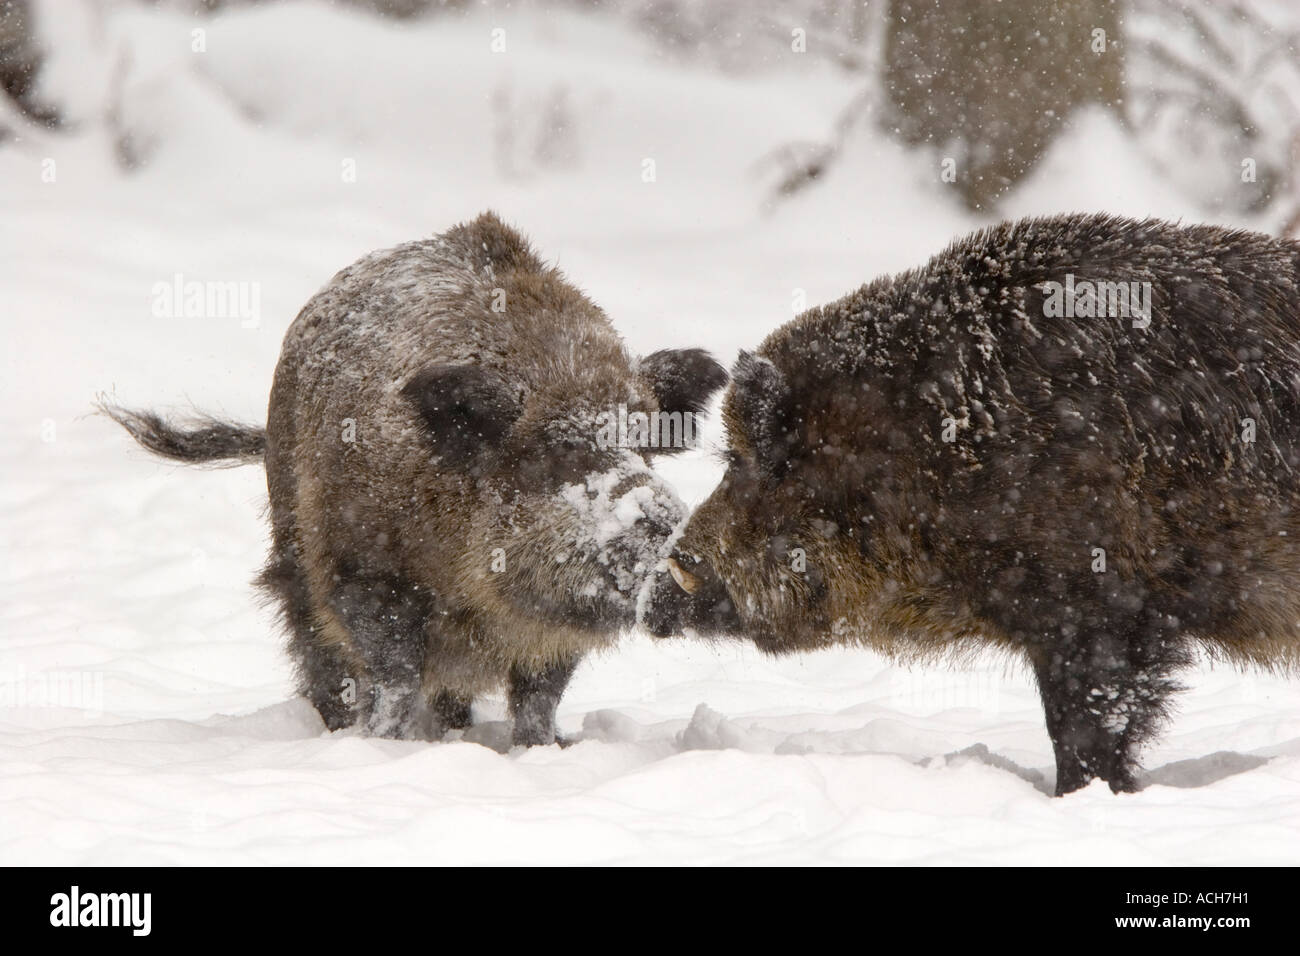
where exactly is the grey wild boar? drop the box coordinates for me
[642,213,1300,795]
[105,212,726,745]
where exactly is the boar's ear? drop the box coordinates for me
[732,350,796,476]
[638,348,728,419]
[401,364,522,462]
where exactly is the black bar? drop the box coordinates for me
[2,866,1288,943]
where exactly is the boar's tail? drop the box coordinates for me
[98,403,266,466]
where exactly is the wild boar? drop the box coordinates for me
[105,212,726,745]
[642,213,1300,794]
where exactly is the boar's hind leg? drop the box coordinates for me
[508,657,579,747]
[329,573,435,740]
[298,639,357,732]
[1030,625,1189,796]
[260,546,357,731]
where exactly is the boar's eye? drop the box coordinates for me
[401,364,522,464]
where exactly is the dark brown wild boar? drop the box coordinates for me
[105,212,726,745]
[642,213,1300,795]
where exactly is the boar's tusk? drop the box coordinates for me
[666,557,700,595]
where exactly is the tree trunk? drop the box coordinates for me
[883,0,1124,210]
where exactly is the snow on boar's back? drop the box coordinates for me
[104,212,726,745]
[641,213,1300,795]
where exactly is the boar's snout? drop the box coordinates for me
[555,459,689,624]
[639,549,742,638]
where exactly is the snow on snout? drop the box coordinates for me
[561,458,687,597]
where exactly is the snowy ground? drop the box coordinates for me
[2,1,1299,865]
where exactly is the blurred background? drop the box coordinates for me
[2,1,1300,864]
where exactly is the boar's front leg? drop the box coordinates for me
[330,573,435,740]
[1029,622,1189,796]
[432,690,474,732]
[507,657,579,747]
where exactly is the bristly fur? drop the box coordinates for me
[645,212,1300,795]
